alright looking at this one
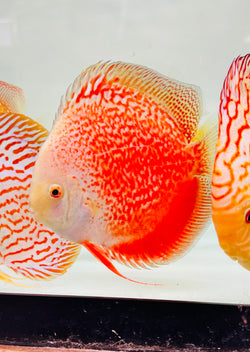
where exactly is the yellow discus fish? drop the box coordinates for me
[212,54,250,270]
[0,81,81,286]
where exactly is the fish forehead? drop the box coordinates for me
[0,113,80,279]
[212,55,250,210]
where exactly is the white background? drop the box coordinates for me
[0,0,250,304]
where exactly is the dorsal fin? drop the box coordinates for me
[0,81,25,114]
[55,61,202,142]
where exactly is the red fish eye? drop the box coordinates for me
[245,209,250,223]
[49,184,63,199]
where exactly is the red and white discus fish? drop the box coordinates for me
[30,61,217,282]
[0,81,81,286]
[212,54,250,270]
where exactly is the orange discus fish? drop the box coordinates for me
[212,54,250,270]
[0,81,81,286]
[30,61,217,282]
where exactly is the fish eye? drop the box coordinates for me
[245,209,250,223]
[49,184,63,199]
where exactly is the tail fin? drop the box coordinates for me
[191,112,218,176]
[172,113,219,255]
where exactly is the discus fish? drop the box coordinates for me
[30,61,217,282]
[0,81,81,286]
[212,54,250,270]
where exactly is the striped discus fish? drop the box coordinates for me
[212,54,250,270]
[0,81,81,286]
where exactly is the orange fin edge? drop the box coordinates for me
[0,268,39,289]
[83,241,162,286]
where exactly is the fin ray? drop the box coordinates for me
[0,81,25,114]
[0,267,38,288]
[191,113,218,176]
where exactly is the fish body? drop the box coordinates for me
[30,61,216,280]
[0,81,81,286]
[212,54,250,270]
